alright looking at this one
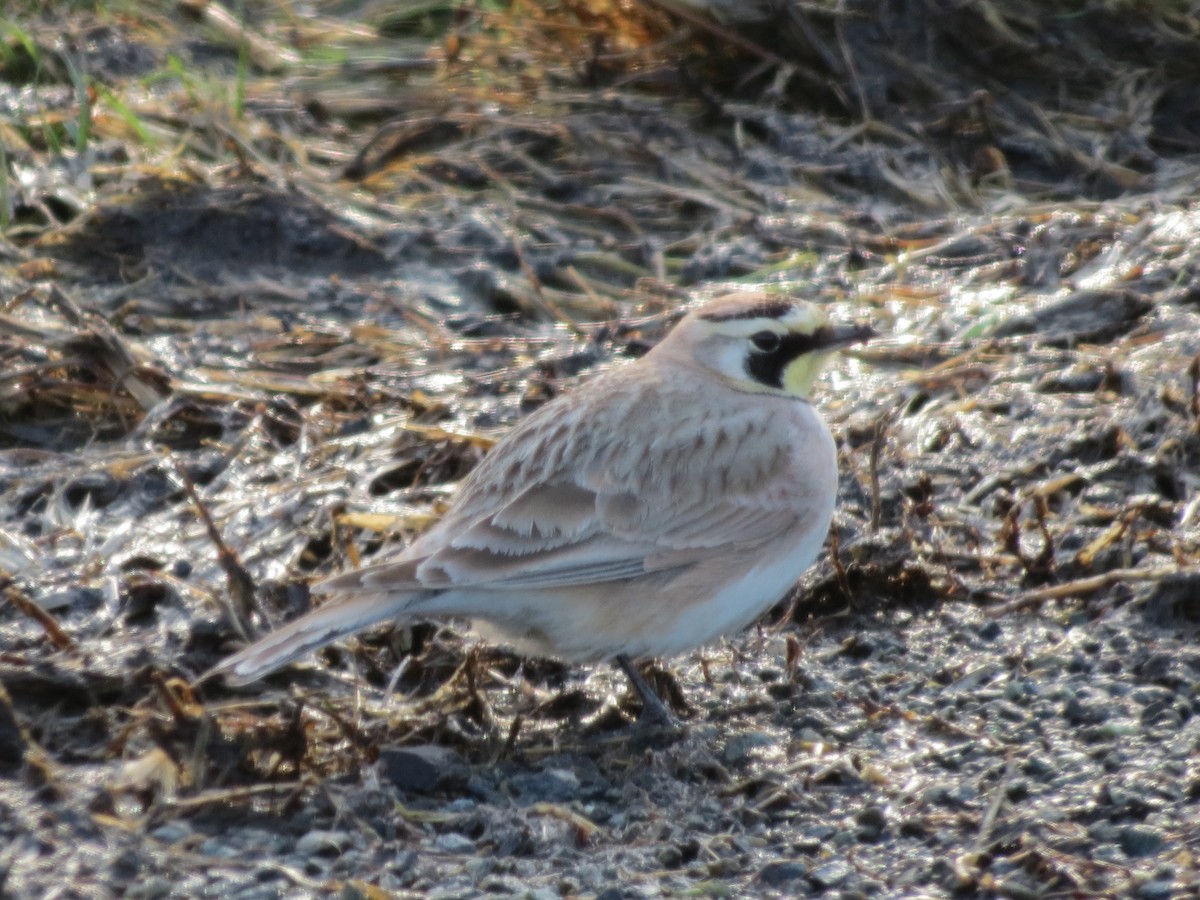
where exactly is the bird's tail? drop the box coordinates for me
[202,591,417,686]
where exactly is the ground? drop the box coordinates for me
[2,1,1200,897]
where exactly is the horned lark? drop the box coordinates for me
[208,292,874,721]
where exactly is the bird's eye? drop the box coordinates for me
[751,330,781,352]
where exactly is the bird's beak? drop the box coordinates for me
[816,321,877,351]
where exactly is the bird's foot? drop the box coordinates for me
[616,654,688,747]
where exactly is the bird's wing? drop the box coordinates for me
[318,390,813,596]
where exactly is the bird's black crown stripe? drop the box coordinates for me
[745,330,825,389]
[700,298,794,322]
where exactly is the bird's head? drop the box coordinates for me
[658,292,875,399]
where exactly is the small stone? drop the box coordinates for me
[464,857,494,880]
[1138,881,1174,900]
[758,861,807,886]
[228,885,287,900]
[977,620,1002,640]
[509,767,582,803]
[800,824,836,844]
[381,745,469,794]
[126,877,172,900]
[149,821,192,844]
[855,805,887,841]
[1005,778,1031,801]
[810,860,851,889]
[656,845,683,868]
[1131,686,1175,706]
[433,832,476,854]
[1023,755,1055,780]
[1119,825,1164,857]
[196,839,238,858]
[1092,843,1125,864]
[1098,718,1139,739]
[1064,695,1108,725]
[997,877,1041,900]
[1088,821,1121,843]
[722,731,773,766]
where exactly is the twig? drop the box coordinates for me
[1,573,76,651]
[975,757,1017,850]
[163,452,257,640]
[175,0,300,72]
[47,286,171,412]
[1188,353,1200,428]
[986,565,1200,618]
[828,528,852,602]
[868,413,888,532]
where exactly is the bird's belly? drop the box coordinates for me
[474,515,832,663]
[641,522,830,658]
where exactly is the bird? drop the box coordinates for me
[205,291,875,723]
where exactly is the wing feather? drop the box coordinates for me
[316,366,812,596]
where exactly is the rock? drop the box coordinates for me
[1119,825,1164,857]
[758,861,808,886]
[1138,880,1174,900]
[977,620,1002,641]
[509,767,582,803]
[381,745,469,794]
[149,821,192,844]
[126,877,172,899]
[809,860,851,889]
[722,731,773,766]
[855,806,887,841]
[997,876,1042,900]
[656,845,683,868]
[1063,695,1108,725]
[433,832,476,854]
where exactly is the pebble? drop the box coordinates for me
[656,845,683,868]
[758,861,808,885]
[509,767,582,803]
[1119,825,1164,857]
[855,806,887,841]
[722,731,773,765]
[433,832,476,854]
[227,885,288,900]
[997,876,1041,900]
[809,860,851,889]
[149,822,191,844]
[1138,880,1174,900]
[1063,695,1108,725]
[195,839,239,859]
[1092,843,1125,864]
[381,745,470,794]
[125,877,171,900]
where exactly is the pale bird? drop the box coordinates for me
[206,292,874,723]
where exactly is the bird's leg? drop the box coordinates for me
[615,654,681,729]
